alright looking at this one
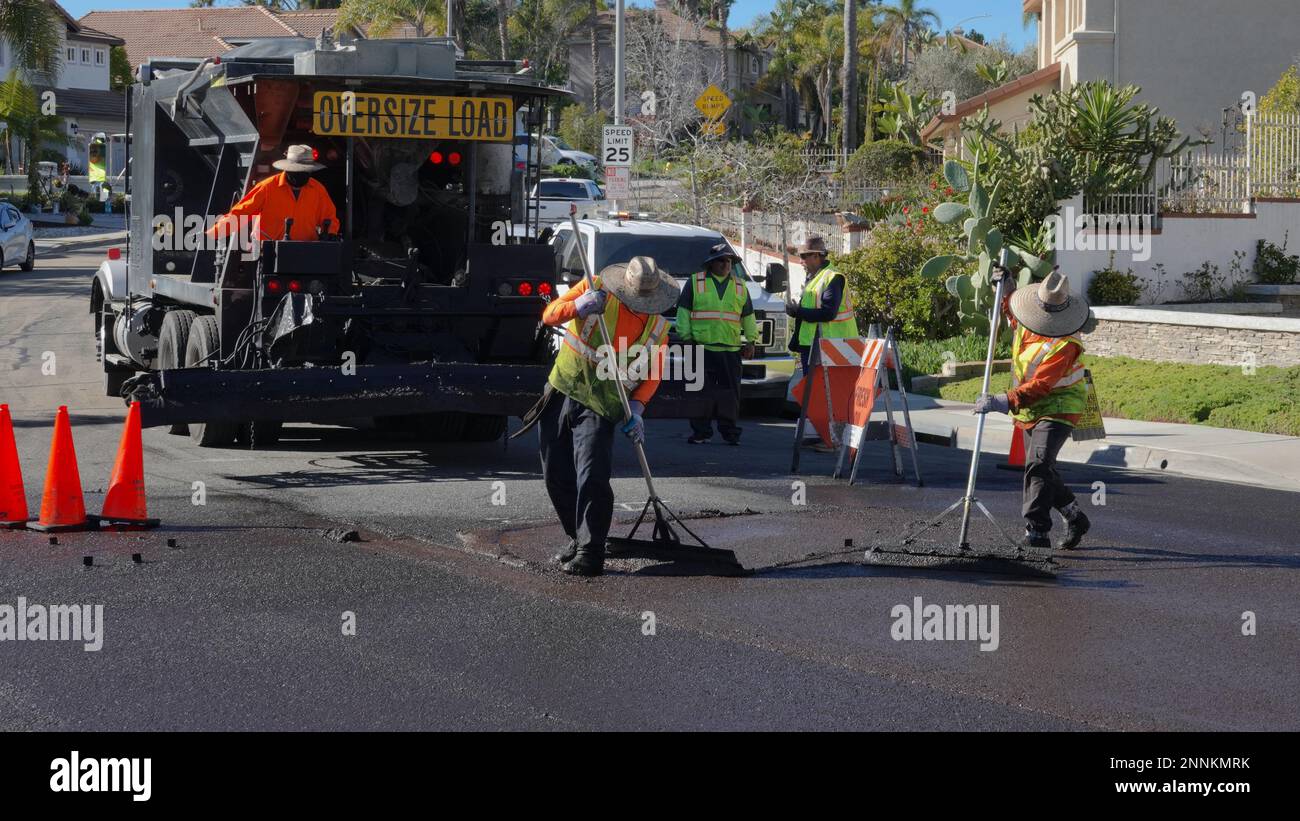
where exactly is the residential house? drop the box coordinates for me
[567,1,784,134]
[0,1,126,174]
[925,0,1300,155]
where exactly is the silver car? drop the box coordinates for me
[0,201,35,272]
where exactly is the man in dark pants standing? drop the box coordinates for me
[676,243,758,445]
[536,257,677,576]
[974,268,1093,550]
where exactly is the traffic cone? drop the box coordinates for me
[98,402,159,530]
[998,425,1027,471]
[0,404,30,528]
[29,406,95,532]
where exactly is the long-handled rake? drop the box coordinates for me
[566,207,745,575]
[864,251,1056,579]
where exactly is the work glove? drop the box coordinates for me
[973,393,1010,415]
[574,288,607,318]
[784,300,802,319]
[622,400,646,445]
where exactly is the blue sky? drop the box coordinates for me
[60,0,1035,49]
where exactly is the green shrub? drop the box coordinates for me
[549,162,593,180]
[841,139,931,183]
[900,334,1012,384]
[556,104,606,156]
[77,205,94,226]
[1253,235,1299,284]
[836,223,959,340]
[1087,264,1143,306]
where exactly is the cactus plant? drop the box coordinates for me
[920,154,1055,333]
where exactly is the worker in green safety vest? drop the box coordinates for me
[785,235,858,372]
[676,242,759,445]
[974,268,1093,551]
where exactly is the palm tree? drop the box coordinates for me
[0,0,62,78]
[877,0,939,68]
[842,0,858,156]
[755,0,802,131]
[337,0,446,37]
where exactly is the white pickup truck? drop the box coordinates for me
[532,178,605,224]
[549,217,796,404]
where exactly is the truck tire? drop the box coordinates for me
[462,413,508,442]
[184,315,238,447]
[158,310,197,435]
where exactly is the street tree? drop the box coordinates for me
[0,0,61,77]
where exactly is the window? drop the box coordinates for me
[67,46,77,63]
[94,49,106,66]
[81,48,91,64]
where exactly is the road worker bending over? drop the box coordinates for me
[537,257,677,576]
[974,268,1092,550]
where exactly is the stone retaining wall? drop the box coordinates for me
[1081,307,1300,367]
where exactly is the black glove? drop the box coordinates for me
[784,301,800,319]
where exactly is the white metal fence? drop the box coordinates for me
[1084,110,1300,220]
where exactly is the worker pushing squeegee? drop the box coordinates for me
[524,222,678,577]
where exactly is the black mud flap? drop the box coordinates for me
[126,364,724,427]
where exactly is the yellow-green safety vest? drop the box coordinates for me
[683,271,747,349]
[796,264,858,348]
[548,285,669,421]
[1010,326,1087,426]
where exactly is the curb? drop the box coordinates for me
[909,416,1300,493]
[35,231,128,252]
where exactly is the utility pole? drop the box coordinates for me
[446,0,454,41]
[614,0,625,126]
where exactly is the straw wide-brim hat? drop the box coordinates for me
[273,144,325,173]
[599,256,679,315]
[1010,270,1092,337]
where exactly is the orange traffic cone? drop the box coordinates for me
[0,404,30,529]
[29,406,95,532]
[998,425,1027,471]
[98,402,159,530]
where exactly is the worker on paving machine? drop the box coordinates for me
[536,256,677,577]
[974,268,1092,551]
[210,144,339,243]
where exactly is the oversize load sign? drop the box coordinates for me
[312,92,514,141]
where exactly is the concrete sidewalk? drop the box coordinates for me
[872,391,1300,492]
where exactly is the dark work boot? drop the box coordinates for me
[1021,529,1051,550]
[1058,511,1091,550]
[551,538,578,564]
[562,544,605,577]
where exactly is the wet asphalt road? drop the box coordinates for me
[0,246,1297,730]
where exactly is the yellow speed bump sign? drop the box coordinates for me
[313,91,515,141]
[694,84,731,120]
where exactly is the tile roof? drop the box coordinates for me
[79,6,299,66]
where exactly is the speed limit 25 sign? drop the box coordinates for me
[602,125,635,168]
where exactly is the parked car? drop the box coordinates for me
[0,201,36,272]
[548,217,794,402]
[532,178,605,223]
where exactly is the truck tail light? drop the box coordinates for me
[287,279,304,293]
[429,150,444,165]
[517,282,533,297]
[537,282,553,297]
[265,277,284,295]
[448,151,462,166]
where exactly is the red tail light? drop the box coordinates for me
[287,279,303,293]
[429,151,444,165]
[311,148,320,161]
[448,151,462,166]
[537,282,553,297]
[107,247,121,260]
[265,277,284,295]
[517,281,534,297]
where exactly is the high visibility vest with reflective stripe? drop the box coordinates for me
[687,271,746,349]
[796,264,858,348]
[1010,326,1087,426]
[548,290,669,421]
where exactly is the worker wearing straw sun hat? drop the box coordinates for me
[974,267,1093,551]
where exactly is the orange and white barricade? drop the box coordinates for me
[832,330,923,487]
[790,338,869,473]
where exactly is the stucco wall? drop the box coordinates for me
[1054,197,1300,304]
